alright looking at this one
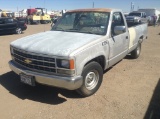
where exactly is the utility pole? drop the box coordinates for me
[17,6,19,17]
[131,2,134,12]
[17,6,18,12]
[93,2,94,8]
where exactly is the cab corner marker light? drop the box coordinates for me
[70,59,75,69]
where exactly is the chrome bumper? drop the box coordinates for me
[9,60,83,90]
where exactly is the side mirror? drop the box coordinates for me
[114,26,126,35]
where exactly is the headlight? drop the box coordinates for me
[61,60,69,68]
[56,59,75,69]
[134,17,138,20]
[56,59,75,75]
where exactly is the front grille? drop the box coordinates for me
[12,48,56,73]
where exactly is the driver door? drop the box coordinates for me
[108,12,129,67]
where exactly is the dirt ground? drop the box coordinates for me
[0,24,160,119]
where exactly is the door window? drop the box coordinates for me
[111,12,125,36]
[5,18,14,23]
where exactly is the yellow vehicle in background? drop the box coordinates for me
[27,8,51,24]
[0,10,13,17]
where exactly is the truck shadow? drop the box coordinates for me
[124,54,133,60]
[144,78,160,119]
[0,71,82,105]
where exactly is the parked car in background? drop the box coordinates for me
[0,17,27,35]
[126,11,148,24]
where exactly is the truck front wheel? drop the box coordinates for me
[76,62,103,97]
[131,43,141,59]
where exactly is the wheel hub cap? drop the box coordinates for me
[85,71,99,90]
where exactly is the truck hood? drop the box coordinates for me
[11,31,102,57]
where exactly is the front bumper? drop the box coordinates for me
[9,60,83,90]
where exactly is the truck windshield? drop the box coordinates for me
[129,13,141,17]
[51,12,110,35]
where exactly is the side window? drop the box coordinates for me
[145,13,146,17]
[141,13,143,17]
[5,18,14,23]
[111,12,125,36]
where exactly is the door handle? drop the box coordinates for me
[126,36,128,39]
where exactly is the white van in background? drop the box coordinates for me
[138,8,160,25]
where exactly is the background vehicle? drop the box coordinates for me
[138,8,160,25]
[126,11,148,24]
[0,10,14,18]
[9,8,147,97]
[0,17,27,34]
[27,8,51,24]
[13,9,27,18]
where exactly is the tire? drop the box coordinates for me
[76,62,103,97]
[36,20,40,24]
[44,20,47,24]
[131,43,141,59]
[147,20,150,26]
[15,28,22,34]
[27,20,31,25]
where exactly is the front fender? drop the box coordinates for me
[74,42,109,75]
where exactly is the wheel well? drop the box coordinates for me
[139,36,144,43]
[85,56,105,70]
[140,35,144,39]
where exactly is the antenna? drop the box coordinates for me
[43,0,46,32]
[131,2,134,12]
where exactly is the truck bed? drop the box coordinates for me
[128,23,148,51]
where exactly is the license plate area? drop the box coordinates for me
[20,73,35,86]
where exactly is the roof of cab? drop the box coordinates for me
[67,8,113,13]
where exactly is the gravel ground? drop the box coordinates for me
[0,24,160,119]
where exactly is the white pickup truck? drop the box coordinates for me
[9,8,148,97]
[126,11,148,24]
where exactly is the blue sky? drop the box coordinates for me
[0,0,160,12]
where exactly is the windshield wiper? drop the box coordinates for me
[66,28,79,32]
[54,27,65,31]
[79,31,94,34]
[79,31,102,35]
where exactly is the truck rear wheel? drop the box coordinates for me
[36,20,40,24]
[76,62,103,97]
[131,43,141,59]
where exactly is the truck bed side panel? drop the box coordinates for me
[128,23,148,53]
